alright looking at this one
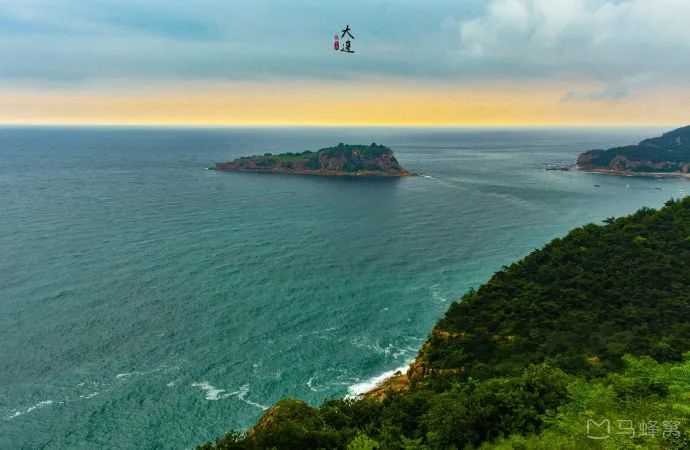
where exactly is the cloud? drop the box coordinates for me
[561,86,628,102]
[454,0,690,85]
[0,0,688,92]
[561,73,653,102]
[0,0,481,86]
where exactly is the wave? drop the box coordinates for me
[4,383,106,421]
[115,371,143,379]
[350,337,395,356]
[346,362,412,398]
[191,382,268,410]
[306,377,318,392]
[234,384,269,411]
[3,400,54,421]
[350,337,421,360]
[430,284,448,303]
[78,392,99,399]
[297,325,341,339]
[191,381,230,400]
[115,365,180,380]
[306,369,360,393]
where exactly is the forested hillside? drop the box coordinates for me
[577,126,690,173]
[200,198,690,449]
[425,197,690,379]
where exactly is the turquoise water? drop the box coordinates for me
[1,126,687,448]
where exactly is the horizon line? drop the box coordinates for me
[0,122,682,129]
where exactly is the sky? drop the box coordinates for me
[0,0,689,126]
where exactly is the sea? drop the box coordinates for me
[1,126,686,448]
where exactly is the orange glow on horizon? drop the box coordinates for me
[1,82,688,127]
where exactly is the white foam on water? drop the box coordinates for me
[351,337,396,357]
[115,365,179,381]
[392,345,418,359]
[234,384,269,411]
[297,325,341,339]
[115,371,142,379]
[346,362,412,398]
[3,400,54,421]
[190,381,267,409]
[78,392,99,399]
[191,381,230,400]
[307,368,363,394]
[306,377,317,392]
[431,284,448,303]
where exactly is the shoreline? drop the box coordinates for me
[347,362,413,399]
[579,168,690,179]
[209,167,415,177]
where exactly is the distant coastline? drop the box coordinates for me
[577,125,690,177]
[580,167,690,179]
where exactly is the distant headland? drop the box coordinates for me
[577,125,690,177]
[212,143,415,177]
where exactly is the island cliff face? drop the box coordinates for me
[213,143,413,176]
[577,125,690,175]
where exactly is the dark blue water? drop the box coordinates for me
[1,126,685,448]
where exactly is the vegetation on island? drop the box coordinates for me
[578,126,690,174]
[200,198,690,449]
[213,143,413,176]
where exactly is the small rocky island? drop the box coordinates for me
[577,125,690,176]
[212,143,414,177]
